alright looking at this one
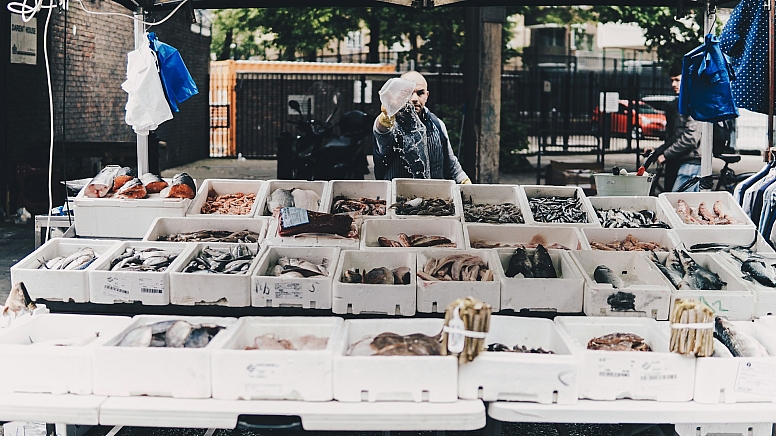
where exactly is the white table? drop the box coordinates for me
[0,393,105,425]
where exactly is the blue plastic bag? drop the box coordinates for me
[148,32,198,112]
[679,34,739,122]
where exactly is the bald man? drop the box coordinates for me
[373,71,471,183]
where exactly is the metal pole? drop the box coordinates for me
[768,0,774,161]
[699,1,714,187]
[133,7,149,176]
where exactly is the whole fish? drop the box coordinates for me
[117,320,223,348]
[715,317,769,357]
[2,282,36,319]
[291,189,321,211]
[116,178,148,199]
[84,165,121,198]
[505,246,534,278]
[649,251,682,288]
[532,244,557,278]
[113,167,135,191]
[266,188,295,214]
[162,173,196,199]
[742,260,776,287]
[675,249,725,290]
[139,173,168,194]
[594,265,624,289]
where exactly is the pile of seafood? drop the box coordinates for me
[201,192,256,215]
[332,196,386,216]
[348,331,442,356]
[116,320,224,348]
[470,240,570,250]
[462,196,523,224]
[417,254,494,282]
[267,257,330,278]
[528,196,588,224]
[341,267,411,285]
[266,188,320,214]
[719,248,776,287]
[487,343,554,354]
[675,199,738,225]
[183,244,255,275]
[715,316,769,357]
[596,208,670,229]
[648,249,726,290]
[36,247,98,270]
[590,234,668,252]
[587,333,652,352]
[110,247,180,272]
[245,333,328,351]
[158,230,261,243]
[593,265,625,289]
[84,165,195,199]
[504,245,557,278]
[392,196,455,216]
[378,233,455,248]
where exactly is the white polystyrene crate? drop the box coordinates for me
[571,251,672,320]
[714,252,776,317]
[458,184,529,224]
[322,180,391,219]
[333,318,457,402]
[554,316,696,401]
[361,218,464,250]
[187,179,266,218]
[660,191,755,230]
[144,216,268,243]
[415,249,501,313]
[252,246,340,309]
[458,316,578,404]
[676,423,773,436]
[73,179,193,239]
[654,252,755,321]
[332,250,416,316]
[10,239,120,303]
[390,178,462,220]
[263,217,361,249]
[588,195,675,228]
[582,228,682,252]
[494,248,584,313]
[0,314,133,395]
[169,242,262,307]
[88,241,192,305]
[673,227,775,254]
[92,315,236,398]
[693,320,776,404]
[209,317,344,401]
[463,224,591,250]
[255,180,329,217]
[520,185,600,228]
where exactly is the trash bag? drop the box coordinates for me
[121,43,173,135]
[148,32,198,112]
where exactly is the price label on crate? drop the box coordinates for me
[734,361,776,397]
[138,277,165,296]
[275,282,303,300]
[637,359,678,390]
[244,362,286,396]
[103,276,131,300]
[594,356,635,391]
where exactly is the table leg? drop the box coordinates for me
[480,414,502,436]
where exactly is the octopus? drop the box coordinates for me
[587,333,652,352]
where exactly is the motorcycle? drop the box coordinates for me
[276,83,370,181]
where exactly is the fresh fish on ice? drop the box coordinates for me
[84,165,121,198]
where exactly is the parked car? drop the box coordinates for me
[592,100,667,139]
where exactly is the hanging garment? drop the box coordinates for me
[121,43,173,136]
[720,0,770,114]
[758,180,776,234]
[751,174,776,226]
[743,168,776,216]
[148,32,198,113]
[679,34,739,122]
[734,162,772,204]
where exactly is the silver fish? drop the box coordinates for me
[117,325,152,347]
[594,265,624,289]
[165,321,193,348]
[649,251,682,288]
[84,165,121,198]
[715,317,769,357]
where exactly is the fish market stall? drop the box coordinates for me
[186,179,266,218]
[252,246,340,309]
[321,180,391,218]
[463,223,591,250]
[660,191,755,230]
[582,228,682,252]
[143,216,268,244]
[520,185,599,228]
[416,249,501,312]
[390,178,463,220]
[256,180,329,217]
[588,196,674,229]
[458,183,527,224]
[360,217,464,249]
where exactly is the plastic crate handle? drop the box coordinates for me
[236,415,302,431]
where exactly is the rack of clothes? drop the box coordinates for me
[735,161,776,246]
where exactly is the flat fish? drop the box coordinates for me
[505,246,533,278]
[84,165,121,198]
[291,189,320,211]
[715,317,769,357]
[532,244,557,278]
[267,188,295,213]
[163,173,196,199]
[113,167,135,191]
[116,177,147,199]
[594,265,624,289]
[139,173,168,194]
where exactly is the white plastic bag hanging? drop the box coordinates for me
[121,43,173,135]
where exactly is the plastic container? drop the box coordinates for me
[73,179,193,239]
[571,251,672,320]
[143,216,268,243]
[10,239,120,303]
[361,218,464,250]
[390,178,462,220]
[660,192,755,230]
[209,317,344,401]
[252,246,340,309]
[333,318,457,402]
[0,314,133,395]
[494,248,585,313]
[693,319,776,404]
[415,249,501,313]
[322,180,391,219]
[673,227,775,254]
[593,173,654,196]
[458,316,578,404]
[587,195,675,228]
[92,315,236,398]
[264,217,361,249]
[582,228,682,252]
[463,224,590,250]
[458,184,527,224]
[378,77,416,116]
[554,316,696,401]
[255,180,329,217]
[88,241,192,305]
[332,250,417,316]
[187,179,266,218]
[520,185,600,228]
[169,242,263,307]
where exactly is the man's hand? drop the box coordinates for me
[657,154,666,164]
[377,106,395,130]
[461,178,472,184]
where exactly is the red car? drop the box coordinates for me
[592,100,667,139]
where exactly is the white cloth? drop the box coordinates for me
[121,44,173,136]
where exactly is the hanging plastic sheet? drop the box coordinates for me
[148,32,199,113]
[679,34,739,123]
[121,43,173,136]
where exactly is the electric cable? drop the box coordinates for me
[44,0,54,243]
[8,0,189,27]
[62,2,73,229]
